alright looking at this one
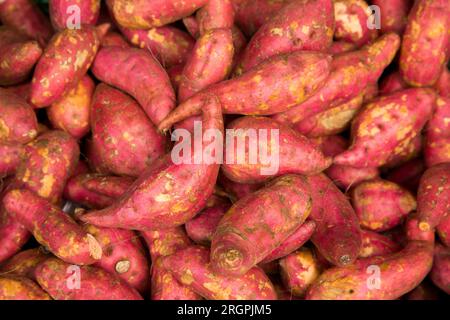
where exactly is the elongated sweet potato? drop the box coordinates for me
[424,96,450,166]
[273,33,400,125]
[306,241,434,300]
[197,0,234,35]
[237,0,334,74]
[0,0,53,46]
[47,75,94,139]
[437,214,450,247]
[416,163,450,230]
[31,26,100,107]
[334,88,435,168]
[81,94,223,230]
[359,230,401,258]
[385,158,425,192]
[430,244,450,294]
[0,248,49,280]
[162,245,277,300]
[211,174,312,276]
[222,116,331,183]
[400,0,449,87]
[0,275,51,300]
[3,189,102,265]
[157,51,331,131]
[371,0,412,34]
[307,174,362,266]
[35,257,142,300]
[0,142,24,177]
[351,179,417,232]
[49,0,101,30]
[90,84,165,177]
[92,47,175,125]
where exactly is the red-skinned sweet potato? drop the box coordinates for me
[329,41,357,55]
[371,0,412,34]
[383,134,423,169]
[359,230,401,258]
[100,31,130,48]
[434,68,450,98]
[0,142,24,177]
[49,0,101,30]
[0,275,51,300]
[405,212,435,243]
[424,96,450,166]
[430,244,450,294]
[0,248,49,280]
[197,0,234,35]
[437,214,450,247]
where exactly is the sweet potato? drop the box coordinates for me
[371,0,412,34]
[262,220,316,263]
[0,142,24,177]
[112,0,208,29]
[385,158,425,193]
[91,47,175,125]
[0,0,53,46]
[273,33,400,125]
[3,189,102,265]
[81,94,223,230]
[211,174,312,276]
[424,96,450,167]
[405,212,435,243]
[416,163,450,230]
[2,83,36,109]
[157,51,332,131]
[0,88,38,144]
[0,210,29,265]
[236,0,334,74]
[31,26,100,107]
[383,134,423,169]
[100,31,130,48]
[35,257,143,300]
[0,275,51,300]
[162,245,277,300]
[434,68,450,98]
[217,173,263,202]
[279,247,323,297]
[329,41,357,55]
[90,84,165,177]
[47,75,94,139]
[120,26,195,68]
[437,214,450,247]
[430,244,450,294]
[0,248,49,280]
[359,230,401,258]
[334,88,435,168]
[183,15,201,38]
[197,0,234,35]
[307,174,362,266]
[306,241,434,300]
[379,71,408,95]
[49,0,101,30]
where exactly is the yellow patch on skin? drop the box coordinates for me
[334,2,363,39]
[155,193,171,202]
[0,119,10,139]
[270,28,284,36]
[180,269,194,285]
[38,175,55,198]
[147,29,165,43]
[74,50,89,70]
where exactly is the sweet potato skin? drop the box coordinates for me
[359,230,401,258]
[334,88,435,168]
[306,241,434,300]
[162,245,277,300]
[197,0,234,35]
[3,189,102,265]
[424,96,450,167]
[49,0,101,30]
[405,212,435,243]
[211,174,313,276]
[385,158,425,193]
[434,68,450,98]
[351,179,417,232]
[47,75,94,139]
[430,244,450,294]
[0,275,51,300]
[92,47,175,125]
[100,31,130,48]
[0,142,24,176]
[399,0,449,87]
[218,174,263,202]
[0,248,49,280]
[371,0,412,34]
[90,84,165,177]
[35,257,143,300]
[31,26,100,107]
[437,214,450,247]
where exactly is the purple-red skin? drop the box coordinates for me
[261,220,316,263]
[405,212,435,243]
[0,88,38,144]
[91,47,175,126]
[83,175,133,198]
[0,275,51,300]
[334,88,435,168]
[383,134,423,169]
[167,64,185,93]
[31,26,100,107]
[400,0,450,87]
[81,94,223,230]
[0,0,53,46]
[0,248,49,280]
[0,206,31,264]
[35,257,143,300]
[197,0,235,35]
[0,142,24,177]
[359,230,402,258]
[162,245,277,300]
[273,33,401,125]
[221,116,332,183]
[307,174,362,267]
[371,0,413,34]
[218,173,264,202]
[112,0,209,29]
[183,15,200,38]
[434,68,450,98]
[416,163,450,231]
[211,174,313,276]
[430,244,450,294]
[100,31,130,48]
[49,0,100,30]
[157,51,332,131]
[385,158,425,193]
[379,71,408,95]
[90,84,166,177]
[424,96,450,167]
[120,26,195,68]
[236,0,334,74]
[2,83,36,109]
[437,214,450,247]
[328,41,357,55]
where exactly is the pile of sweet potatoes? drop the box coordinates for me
[0,0,449,300]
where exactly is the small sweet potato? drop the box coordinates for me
[0,248,49,280]
[197,0,234,35]
[424,96,450,167]
[0,142,24,177]
[211,174,312,276]
[334,88,435,168]
[437,214,450,247]
[306,241,434,300]
[47,75,95,139]
[351,179,417,232]
[49,0,101,30]
[400,0,449,87]
[0,275,51,300]
[430,244,450,294]
[31,26,100,107]
[3,189,102,265]
[385,158,425,193]
[91,47,175,125]
[162,245,277,300]
[371,0,412,34]
[90,84,165,177]
[35,257,143,300]
[359,230,401,258]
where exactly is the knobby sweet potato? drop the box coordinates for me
[430,244,450,294]
[359,230,401,258]
[49,0,101,30]
[424,96,450,166]
[0,275,51,300]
